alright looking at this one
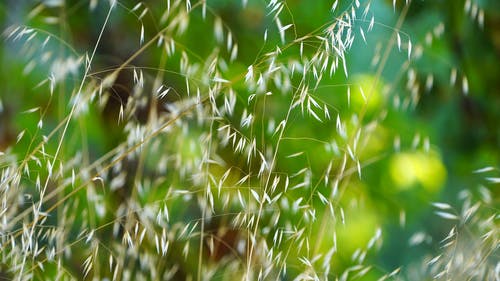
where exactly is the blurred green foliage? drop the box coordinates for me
[0,0,498,280]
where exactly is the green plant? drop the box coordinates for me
[0,0,498,280]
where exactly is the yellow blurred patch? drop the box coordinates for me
[337,208,379,254]
[389,150,447,192]
[337,184,380,255]
[350,74,384,113]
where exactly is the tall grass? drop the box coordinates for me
[0,0,497,280]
